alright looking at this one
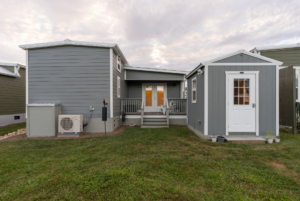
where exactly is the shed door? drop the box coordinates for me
[228,74,256,132]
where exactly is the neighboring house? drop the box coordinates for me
[186,50,282,139]
[19,39,188,136]
[0,62,26,126]
[251,43,300,133]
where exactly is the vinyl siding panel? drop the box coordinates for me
[28,46,110,118]
[207,65,276,136]
[126,70,184,81]
[127,81,181,98]
[187,72,205,133]
[0,68,26,115]
[214,53,270,63]
[260,48,300,66]
[113,51,128,116]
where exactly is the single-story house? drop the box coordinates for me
[0,62,26,126]
[19,39,188,137]
[251,43,300,134]
[186,50,282,139]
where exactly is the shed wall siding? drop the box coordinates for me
[207,66,276,136]
[260,48,300,66]
[28,46,110,118]
[214,53,270,63]
[187,72,204,133]
[113,51,128,116]
[0,68,26,115]
[126,70,184,81]
[127,81,181,98]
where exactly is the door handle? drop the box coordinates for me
[252,103,256,108]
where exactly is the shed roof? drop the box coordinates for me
[186,49,283,79]
[124,66,188,74]
[250,43,300,52]
[19,39,129,65]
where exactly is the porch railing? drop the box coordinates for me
[168,98,187,115]
[121,98,143,115]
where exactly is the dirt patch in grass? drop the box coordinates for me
[0,125,139,142]
[270,161,287,169]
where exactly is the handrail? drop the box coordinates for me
[141,99,144,126]
[166,98,169,126]
[121,98,142,115]
[168,98,187,115]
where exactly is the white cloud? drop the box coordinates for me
[0,0,300,70]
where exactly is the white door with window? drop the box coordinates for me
[142,83,167,112]
[226,72,258,134]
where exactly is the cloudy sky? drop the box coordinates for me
[1,0,300,71]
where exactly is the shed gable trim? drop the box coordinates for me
[204,50,282,65]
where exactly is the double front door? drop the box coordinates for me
[142,83,167,112]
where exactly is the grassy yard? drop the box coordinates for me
[0,126,299,200]
[0,123,26,136]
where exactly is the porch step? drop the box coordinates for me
[144,121,167,125]
[224,136,266,144]
[141,125,169,128]
[142,116,169,128]
[143,118,167,122]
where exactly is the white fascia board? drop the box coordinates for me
[254,43,300,52]
[19,39,129,66]
[26,50,28,119]
[0,62,26,68]
[110,48,113,118]
[204,65,208,135]
[124,66,188,74]
[203,49,282,65]
[208,63,279,66]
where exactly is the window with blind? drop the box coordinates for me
[117,76,120,98]
[192,77,196,103]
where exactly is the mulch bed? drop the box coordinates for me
[0,125,140,142]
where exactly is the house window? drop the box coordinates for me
[117,76,120,98]
[117,56,122,72]
[192,77,196,103]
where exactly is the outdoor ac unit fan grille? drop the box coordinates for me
[60,117,73,130]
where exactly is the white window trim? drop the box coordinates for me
[117,76,121,98]
[192,77,197,103]
[117,56,122,73]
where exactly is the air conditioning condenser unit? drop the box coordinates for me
[58,115,83,134]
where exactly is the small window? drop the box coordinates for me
[233,79,249,105]
[192,77,196,103]
[117,76,120,98]
[14,116,20,120]
[117,56,122,72]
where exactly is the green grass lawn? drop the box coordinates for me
[0,126,299,200]
[0,123,26,136]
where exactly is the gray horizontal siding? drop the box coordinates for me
[214,53,270,63]
[207,65,276,136]
[261,48,300,66]
[187,72,204,134]
[127,81,181,99]
[28,45,110,118]
[113,51,128,117]
[126,70,184,81]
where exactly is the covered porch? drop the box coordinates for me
[120,66,188,127]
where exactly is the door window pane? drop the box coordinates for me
[146,86,152,106]
[234,79,250,105]
[157,86,164,106]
